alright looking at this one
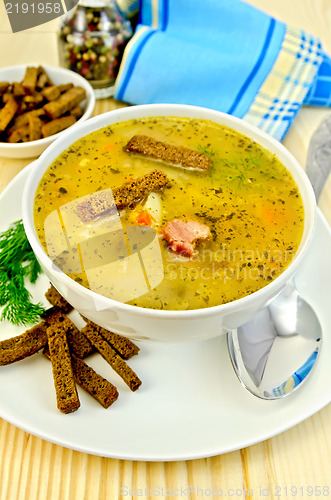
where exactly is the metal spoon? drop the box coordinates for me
[227,115,330,399]
[227,280,322,399]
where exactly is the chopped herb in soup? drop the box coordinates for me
[33,116,304,310]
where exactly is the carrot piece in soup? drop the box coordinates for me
[102,143,115,152]
[136,211,152,226]
[262,206,278,225]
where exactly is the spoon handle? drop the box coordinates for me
[306,114,331,201]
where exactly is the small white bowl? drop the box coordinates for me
[23,104,316,342]
[0,64,95,159]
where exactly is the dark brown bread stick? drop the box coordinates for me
[113,169,169,211]
[125,135,211,170]
[41,115,76,138]
[57,83,73,94]
[0,323,48,365]
[46,322,80,414]
[44,308,94,359]
[22,66,38,92]
[8,124,30,143]
[28,114,42,141]
[75,169,169,223]
[0,96,18,132]
[67,328,95,359]
[43,347,119,409]
[45,284,73,314]
[85,319,139,360]
[36,66,52,89]
[10,108,44,131]
[81,324,142,392]
[43,87,86,119]
[70,105,83,119]
[42,86,60,102]
[13,82,26,97]
[71,354,119,408]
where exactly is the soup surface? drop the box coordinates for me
[34,116,304,310]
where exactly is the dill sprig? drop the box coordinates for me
[0,219,45,326]
[221,158,253,186]
[197,144,216,158]
[197,144,216,184]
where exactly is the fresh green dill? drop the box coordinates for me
[0,219,45,326]
[197,144,216,185]
[197,144,216,158]
[221,158,253,186]
[220,153,264,187]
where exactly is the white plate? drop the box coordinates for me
[0,163,331,461]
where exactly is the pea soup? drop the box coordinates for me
[34,116,304,310]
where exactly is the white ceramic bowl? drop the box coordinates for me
[22,104,316,342]
[0,64,95,159]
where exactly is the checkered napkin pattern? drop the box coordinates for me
[114,0,328,142]
[304,52,331,107]
[244,26,323,141]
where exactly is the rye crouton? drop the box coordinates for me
[44,308,94,359]
[36,66,53,89]
[43,87,86,119]
[28,114,43,141]
[8,124,29,143]
[22,66,38,92]
[0,96,18,132]
[57,83,73,94]
[0,322,48,365]
[41,115,76,138]
[42,85,61,102]
[71,354,119,408]
[9,108,44,132]
[46,320,80,414]
[85,319,139,360]
[45,284,73,314]
[125,135,211,171]
[43,346,119,409]
[75,169,169,223]
[82,324,142,392]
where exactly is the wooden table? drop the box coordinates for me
[0,1,331,498]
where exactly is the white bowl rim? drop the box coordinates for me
[0,63,95,150]
[23,103,317,320]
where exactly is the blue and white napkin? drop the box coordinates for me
[114,0,331,141]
